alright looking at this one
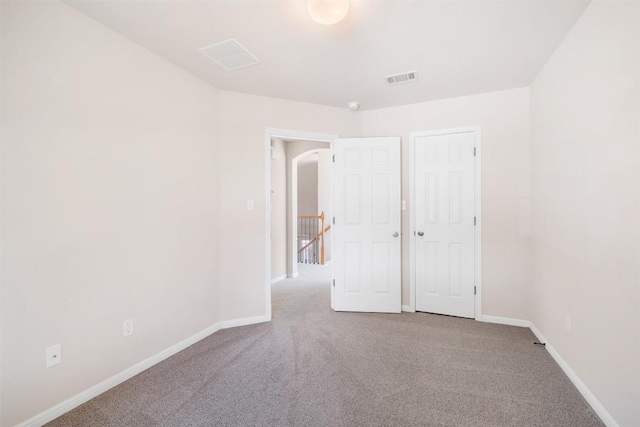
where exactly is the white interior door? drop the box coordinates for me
[413,130,476,318]
[332,137,401,313]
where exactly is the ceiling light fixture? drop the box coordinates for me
[307,0,349,25]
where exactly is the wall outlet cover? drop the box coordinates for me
[564,315,571,334]
[46,344,62,368]
[123,318,134,337]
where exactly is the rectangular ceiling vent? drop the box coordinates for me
[198,39,260,71]
[385,70,418,86]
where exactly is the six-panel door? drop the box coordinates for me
[414,131,476,318]
[332,137,401,313]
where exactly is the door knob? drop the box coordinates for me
[392,232,399,237]
[417,231,424,236]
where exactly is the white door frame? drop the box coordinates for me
[409,126,482,320]
[264,128,337,320]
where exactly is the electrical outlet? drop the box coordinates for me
[123,318,134,337]
[46,344,62,368]
[565,315,571,334]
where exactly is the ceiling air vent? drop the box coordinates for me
[385,70,418,86]
[198,39,260,71]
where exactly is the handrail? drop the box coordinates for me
[297,211,330,265]
[298,225,331,254]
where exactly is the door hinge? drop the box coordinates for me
[332,279,335,287]
[474,216,477,226]
[333,217,335,225]
[332,154,335,163]
[473,147,476,157]
[474,286,477,295]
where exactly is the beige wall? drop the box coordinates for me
[530,1,640,425]
[218,91,360,321]
[297,155,319,216]
[270,139,287,281]
[317,150,332,262]
[0,1,222,425]
[362,88,532,318]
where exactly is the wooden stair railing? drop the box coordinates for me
[297,211,331,265]
[298,225,332,261]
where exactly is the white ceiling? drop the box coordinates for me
[64,0,589,111]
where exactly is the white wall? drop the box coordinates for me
[0,1,221,425]
[362,88,531,319]
[530,1,640,425]
[218,91,360,321]
[270,139,287,281]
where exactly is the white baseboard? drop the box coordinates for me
[270,274,286,285]
[528,324,618,427]
[478,315,531,328]
[16,322,223,427]
[287,272,299,278]
[401,305,414,313]
[15,313,618,427]
[479,315,618,426]
[16,313,271,427]
[219,314,270,329]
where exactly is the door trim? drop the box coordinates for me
[264,128,337,321]
[409,126,482,320]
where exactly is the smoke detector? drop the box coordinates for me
[347,102,359,111]
[385,70,418,86]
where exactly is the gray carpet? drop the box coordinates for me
[48,265,603,426]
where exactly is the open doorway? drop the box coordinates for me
[295,149,332,266]
[265,128,336,317]
[270,139,331,281]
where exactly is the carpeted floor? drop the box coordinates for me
[48,264,603,426]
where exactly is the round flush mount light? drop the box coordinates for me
[307,0,350,25]
[347,101,359,111]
